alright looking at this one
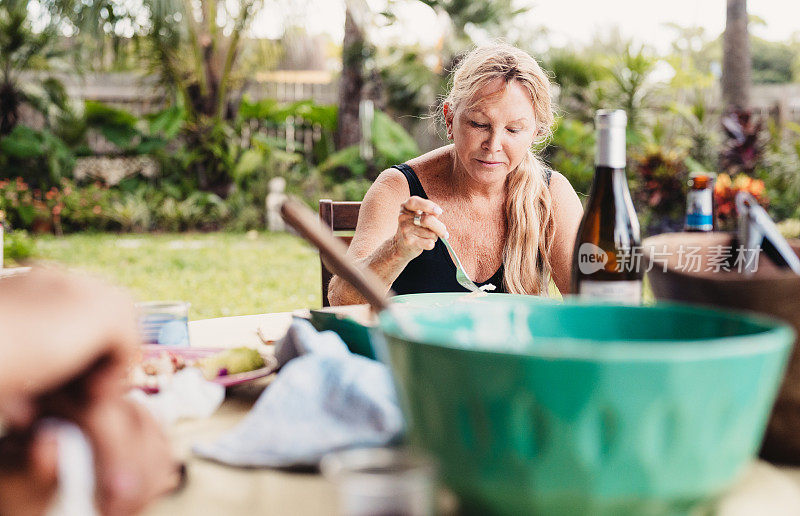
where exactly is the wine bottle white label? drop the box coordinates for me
[578,280,642,304]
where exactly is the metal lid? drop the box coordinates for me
[595,109,627,168]
[595,109,627,128]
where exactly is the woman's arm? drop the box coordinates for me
[547,171,584,295]
[328,168,447,305]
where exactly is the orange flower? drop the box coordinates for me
[92,205,102,215]
[748,179,765,197]
[52,204,63,216]
[715,173,732,193]
[733,174,752,190]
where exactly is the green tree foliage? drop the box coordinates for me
[0,0,70,136]
[0,124,74,187]
[544,50,607,122]
[42,0,146,70]
[376,0,531,124]
[417,0,527,47]
[751,37,795,84]
[40,0,264,193]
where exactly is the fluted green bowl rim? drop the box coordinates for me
[379,299,795,362]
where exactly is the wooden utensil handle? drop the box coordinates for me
[280,198,391,312]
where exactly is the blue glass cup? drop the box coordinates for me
[137,301,190,347]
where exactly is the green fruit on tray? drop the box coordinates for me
[199,347,265,379]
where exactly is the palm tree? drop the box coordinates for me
[145,0,262,192]
[722,0,751,111]
[335,3,366,150]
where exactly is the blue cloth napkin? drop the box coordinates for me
[193,319,404,467]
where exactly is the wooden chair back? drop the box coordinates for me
[318,199,361,306]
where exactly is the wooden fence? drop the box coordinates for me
[18,70,339,157]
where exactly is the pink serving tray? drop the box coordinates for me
[138,345,279,393]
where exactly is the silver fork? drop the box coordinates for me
[440,236,482,293]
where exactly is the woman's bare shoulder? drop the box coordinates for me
[370,166,409,199]
[547,169,583,228]
[406,145,452,174]
[404,145,453,193]
[549,170,580,202]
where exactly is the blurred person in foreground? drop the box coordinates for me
[328,41,583,305]
[0,268,179,516]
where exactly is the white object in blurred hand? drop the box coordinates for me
[128,367,225,426]
[45,421,97,516]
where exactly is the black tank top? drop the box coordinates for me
[389,163,552,295]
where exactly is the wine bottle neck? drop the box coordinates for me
[591,166,627,185]
[595,133,626,168]
[587,166,630,208]
[595,112,626,168]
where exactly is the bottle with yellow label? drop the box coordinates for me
[571,110,642,303]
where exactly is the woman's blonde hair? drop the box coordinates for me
[440,41,556,295]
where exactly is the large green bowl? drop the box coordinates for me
[377,298,794,515]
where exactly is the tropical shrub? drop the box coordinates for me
[0,177,49,229]
[719,110,764,176]
[544,117,595,198]
[777,219,800,240]
[759,121,800,222]
[3,229,36,264]
[632,146,688,235]
[0,125,75,188]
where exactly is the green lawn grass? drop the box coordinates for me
[30,231,654,319]
[34,232,322,320]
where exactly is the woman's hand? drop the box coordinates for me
[393,196,449,260]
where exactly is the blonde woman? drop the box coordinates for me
[328,42,583,304]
